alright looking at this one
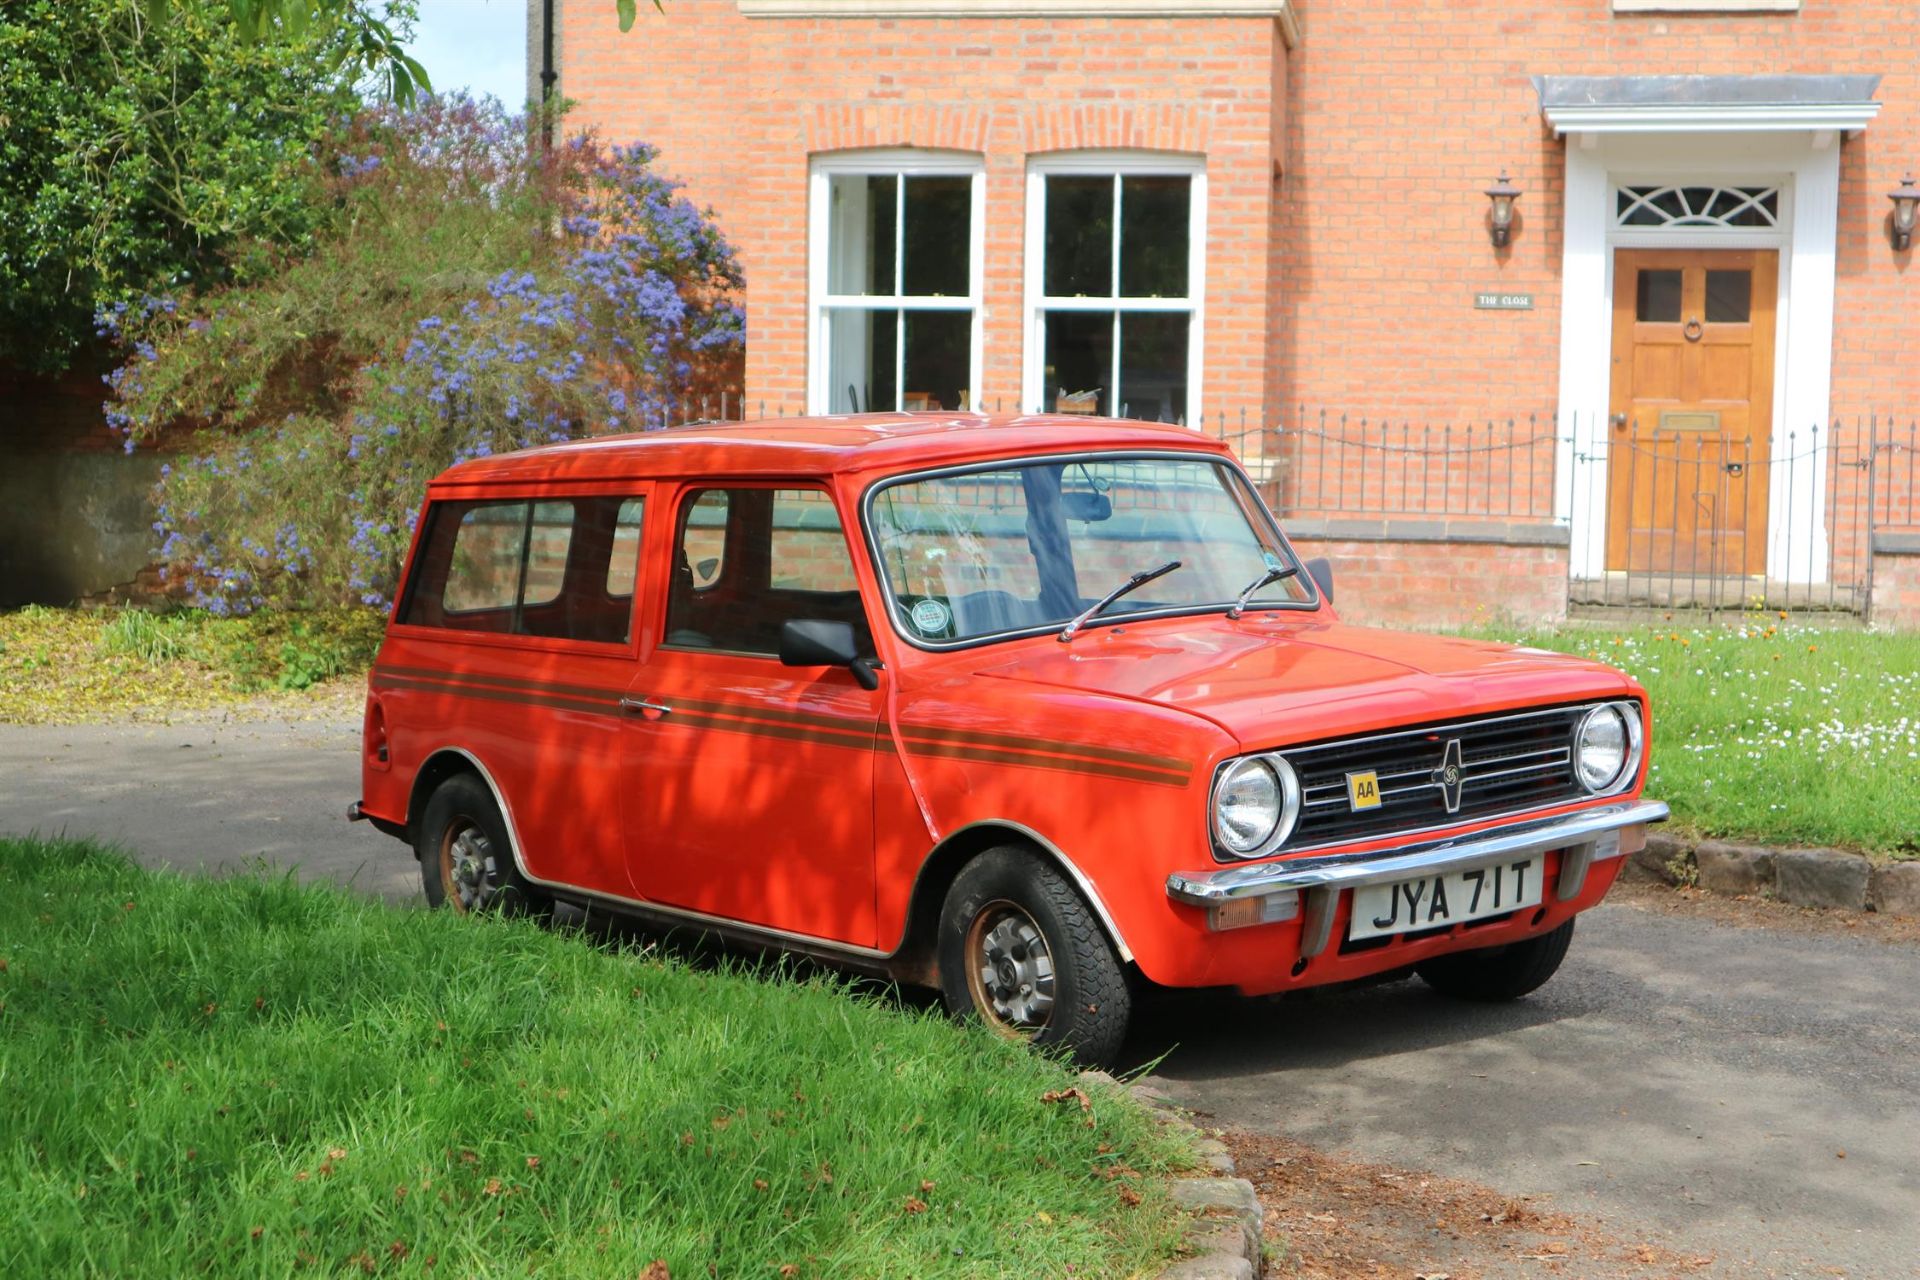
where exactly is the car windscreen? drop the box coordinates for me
[867,454,1313,645]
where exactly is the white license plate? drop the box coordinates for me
[1348,857,1543,941]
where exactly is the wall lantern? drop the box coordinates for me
[1485,171,1521,248]
[1889,174,1920,251]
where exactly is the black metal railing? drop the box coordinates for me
[621,397,1920,619]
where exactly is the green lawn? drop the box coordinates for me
[1475,622,1920,858]
[0,838,1188,1277]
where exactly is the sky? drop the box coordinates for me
[406,0,529,109]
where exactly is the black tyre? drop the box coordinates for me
[415,774,549,918]
[1416,918,1575,1001]
[936,846,1131,1069]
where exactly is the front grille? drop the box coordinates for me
[1279,704,1596,852]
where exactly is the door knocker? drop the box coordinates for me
[1683,317,1704,342]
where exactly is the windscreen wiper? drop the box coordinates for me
[1226,561,1299,619]
[1059,560,1182,643]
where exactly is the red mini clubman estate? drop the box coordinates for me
[352,414,1667,1066]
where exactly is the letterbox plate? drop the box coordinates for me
[1659,410,1721,432]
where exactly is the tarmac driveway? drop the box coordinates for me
[0,714,413,902]
[4,715,1916,1278]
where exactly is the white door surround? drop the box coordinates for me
[1540,77,1882,585]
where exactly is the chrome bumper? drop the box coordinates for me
[1166,799,1670,957]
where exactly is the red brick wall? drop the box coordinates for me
[558,0,1285,421]
[562,1,1920,428]
[1871,546,1920,629]
[1288,536,1569,629]
[1278,0,1920,420]
[0,361,119,455]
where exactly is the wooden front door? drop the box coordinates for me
[1606,249,1776,576]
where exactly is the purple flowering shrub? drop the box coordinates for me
[108,96,743,613]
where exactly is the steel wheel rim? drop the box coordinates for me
[437,819,499,915]
[964,900,1056,1035]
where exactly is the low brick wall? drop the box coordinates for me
[1870,533,1920,628]
[1282,519,1570,630]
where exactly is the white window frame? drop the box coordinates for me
[807,149,986,416]
[1022,150,1208,423]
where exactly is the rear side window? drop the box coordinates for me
[440,502,528,614]
[606,497,646,597]
[400,494,647,645]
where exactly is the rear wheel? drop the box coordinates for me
[416,774,548,917]
[1416,918,1575,1001]
[937,847,1131,1068]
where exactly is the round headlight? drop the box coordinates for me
[1575,704,1632,793]
[1212,756,1300,856]
[1214,759,1280,854]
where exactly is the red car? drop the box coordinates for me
[352,414,1665,1066]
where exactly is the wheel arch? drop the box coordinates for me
[406,747,529,869]
[891,820,1134,986]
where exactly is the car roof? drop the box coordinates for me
[427,412,1230,488]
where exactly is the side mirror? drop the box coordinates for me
[779,618,881,690]
[1304,557,1334,604]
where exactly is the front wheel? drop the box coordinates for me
[937,847,1131,1069]
[415,774,548,917]
[1416,918,1575,1001]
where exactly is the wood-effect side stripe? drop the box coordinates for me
[374,667,1190,784]
[896,723,1186,772]
[376,675,623,719]
[898,737,1190,787]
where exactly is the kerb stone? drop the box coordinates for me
[1694,841,1775,896]
[1773,848,1871,911]
[1870,862,1920,917]
[1624,831,1691,885]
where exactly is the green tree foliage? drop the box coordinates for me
[108,97,743,613]
[215,0,664,102]
[0,1,368,370]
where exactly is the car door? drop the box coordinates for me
[621,483,881,946]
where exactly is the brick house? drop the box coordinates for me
[535,0,1920,626]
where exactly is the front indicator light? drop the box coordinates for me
[1207,890,1301,932]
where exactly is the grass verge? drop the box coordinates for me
[1474,620,1920,858]
[0,606,382,724]
[0,837,1187,1278]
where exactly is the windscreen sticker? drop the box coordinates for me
[909,598,953,636]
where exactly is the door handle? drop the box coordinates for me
[1609,413,1629,429]
[620,698,673,718]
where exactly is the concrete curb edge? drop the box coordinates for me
[1623,831,1920,916]
[1078,1071,1274,1279]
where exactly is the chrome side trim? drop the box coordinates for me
[414,746,892,962]
[927,820,1136,964]
[1169,799,1669,907]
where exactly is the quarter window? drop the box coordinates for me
[811,154,983,415]
[1027,158,1206,424]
